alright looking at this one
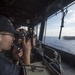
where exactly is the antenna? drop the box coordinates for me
[59,8,68,39]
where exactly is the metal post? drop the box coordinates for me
[39,20,45,41]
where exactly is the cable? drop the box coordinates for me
[5,0,15,5]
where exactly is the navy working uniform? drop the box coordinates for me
[0,15,21,75]
[0,53,20,75]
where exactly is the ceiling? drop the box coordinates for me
[0,0,75,28]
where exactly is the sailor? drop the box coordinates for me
[0,15,32,75]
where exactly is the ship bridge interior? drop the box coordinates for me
[0,0,75,28]
[0,0,75,75]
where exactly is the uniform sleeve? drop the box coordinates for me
[0,58,20,75]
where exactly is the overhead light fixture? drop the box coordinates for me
[3,0,14,5]
[26,19,30,24]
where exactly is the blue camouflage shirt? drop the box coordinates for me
[0,53,20,75]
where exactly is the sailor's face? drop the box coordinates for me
[0,32,15,50]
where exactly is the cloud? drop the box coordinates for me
[46,27,75,36]
[62,27,75,36]
[65,10,75,25]
[46,28,60,36]
[68,9,75,13]
[37,5,75,36]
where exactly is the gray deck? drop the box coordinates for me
[61,62,75,75]
[23,61,75,75]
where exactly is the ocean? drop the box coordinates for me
[43,36,75,55]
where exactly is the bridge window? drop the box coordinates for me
[43,3,75,54]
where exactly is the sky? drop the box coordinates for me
[45,3,75,36]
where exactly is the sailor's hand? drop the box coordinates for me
[22,37,32,64]
[33,34,36,48]
[12,45,23,60]
[17,49,23,58]
[22,37,32,55]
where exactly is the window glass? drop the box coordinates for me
[44,4,75,54]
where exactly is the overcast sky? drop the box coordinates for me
[46,3,75,36]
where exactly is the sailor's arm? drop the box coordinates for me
[22,37,31,64]
[22,35,36,64]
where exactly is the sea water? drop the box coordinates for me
[43,36,75,55]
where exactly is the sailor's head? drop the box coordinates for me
[0,15,17,50]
